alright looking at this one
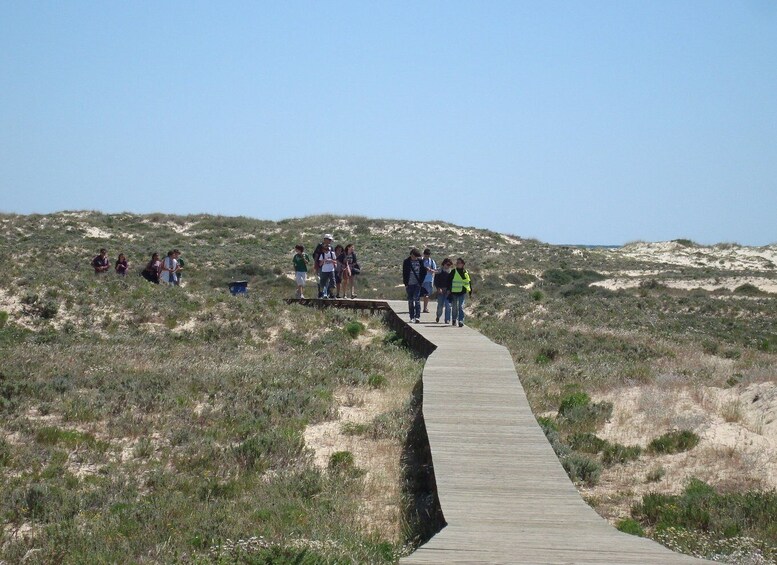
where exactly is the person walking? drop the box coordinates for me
[402,248,427,323]
[292,244,310,298]
[450,257,472,327]
[318,242,337,298]
[341,243,359,298]
[313,234,333,298]
[333,244,345,298]
[433,258,454,324]
[421,248,437,313]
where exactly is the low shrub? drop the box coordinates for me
[561,452,601,486]
[645,467,665,483]
[558,392,612,432]
[536,415,557,433]
[558,392,590,416]
[345,320,366,339]
[616,518,644,537]
[367,374,386,388]
[568,432,607,454]
[328,450,355,471]
[0,437,10,467]
[632,478,777,554]
[647,430,700,455]
[601,443,642,466]
[733,283,764,296]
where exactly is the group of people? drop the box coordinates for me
[403,248,471,327]
[91,248,184,286]
[91,237,471,327]
[293,234,360,299]
[292,236,472,326]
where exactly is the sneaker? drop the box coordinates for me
[458,321,464,327]
[300,294,305,299]
[451,321,456,326]
[422,309,429,313]
[336,295,341,299]
[435,317,440,323]
[352,293,357,298]
[414,318,421,324]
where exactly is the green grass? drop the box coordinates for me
[631,479,777,561]
[647,430,700,455]
[0,249,424,562]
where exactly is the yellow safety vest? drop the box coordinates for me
[451,269,471,293]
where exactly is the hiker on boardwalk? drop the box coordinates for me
[293,244,310,298]
[402,248,427,323]
[115,253,129,276]
[312,234,333,298]
[318,241,337,298]
[333,244,345,298]
[433,258,454,324]
[422,248,437,313]
[450,257,472,327]
[92,249,110,274]
[141,253,161,284]
[341,243,359,299]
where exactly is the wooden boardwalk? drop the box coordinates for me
[381,300,710,565]
[290,298,710,563]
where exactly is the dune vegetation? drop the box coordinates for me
[1,212,776,563]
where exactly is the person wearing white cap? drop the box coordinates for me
[313,234,334,298]
[317,241,337,298]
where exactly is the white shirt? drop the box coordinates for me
[161,256,178,283]
[319,250,336,273]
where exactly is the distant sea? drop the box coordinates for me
[559,244,622,249]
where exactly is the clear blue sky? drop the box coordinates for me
[2,1,776,245]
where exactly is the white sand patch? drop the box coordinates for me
[0,287,23,317]
[367,221,491,242]
[3,522,35,541]
[171,222,196,234]
[596,382,777,489]
[593,276,777,294]
[584,382,777,524]
[614,242,777,272]
[303,386,406,539]
[501,235,523,246]
[172,318,199,334]
[84,226,113,239]
[138,219,196,235]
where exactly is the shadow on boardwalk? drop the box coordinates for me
[402,379,446,548]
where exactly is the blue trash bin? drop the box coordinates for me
[228,281,248,296]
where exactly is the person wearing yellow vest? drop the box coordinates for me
[450,257,472,327]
